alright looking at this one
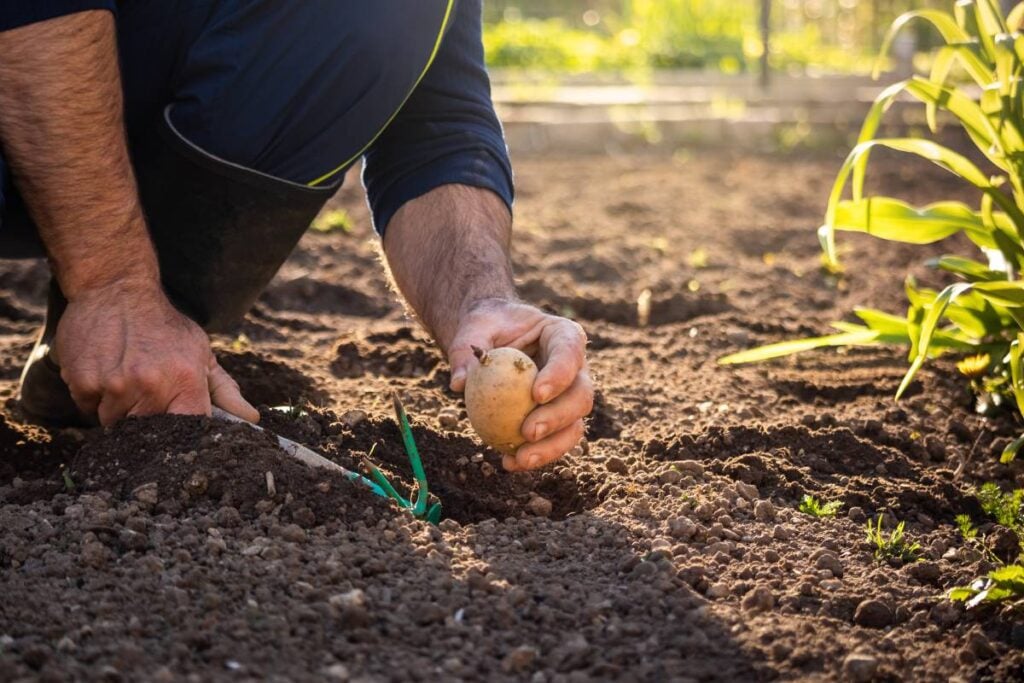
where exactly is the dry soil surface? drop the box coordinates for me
[2,151,1024,682]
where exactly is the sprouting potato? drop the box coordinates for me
[465,346,538,454]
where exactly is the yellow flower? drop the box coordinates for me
[956,353,991,379]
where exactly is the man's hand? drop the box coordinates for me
[0,12,257,427]
[448,299,593,471]
[54,278,259,427]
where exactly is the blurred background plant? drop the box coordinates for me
[482,0,955,75]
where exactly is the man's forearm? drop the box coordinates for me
[382,184,516,351]
[0,11,159,299]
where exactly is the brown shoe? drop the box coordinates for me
[17,282,88,426]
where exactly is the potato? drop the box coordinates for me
[465,346,538,454]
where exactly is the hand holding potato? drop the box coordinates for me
[448,298,593,472]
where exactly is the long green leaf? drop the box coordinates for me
[965,0,998,62]
[933,255,1007,281]
[973,279,1024,306]
[903,78,1005,165]
[1008,2,1024,31]
[832,197,990,244]
[874,10,972,79]
[978,0,1010,36]
[823,138,995,267]
[853,307,914,334]
[897,282,974,399]
[717,329,881,365]
[927,47,958,133]
[850,307,979,351]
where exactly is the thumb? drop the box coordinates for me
[208,360,260,423]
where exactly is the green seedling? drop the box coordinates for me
[358,395,442,524]
[956,513,979,541]
[60,464,75,493]
[717,1,1024,460]
[865,516,921,563]
[949,563,1024,608]
[798,494,842,518]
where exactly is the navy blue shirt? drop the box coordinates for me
[0,1,514,235]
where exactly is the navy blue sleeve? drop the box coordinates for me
[362,0,514,236]
[0,1,116,32]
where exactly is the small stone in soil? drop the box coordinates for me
[843,653,879,683]
[271,523,307,543]
[706,582,730,599]
[853,599,892,629]
[754,500,775,522]
[966,629,996,659]
[906,561,941,584]
[80,541,109,568]
[322,663,350,680]
[605,456,629,474]
[328,589,370,627]
[668,516,697,539]
[526,495,553,518]
[741,585,774,613]
[675,460,704,478]
[340,410,368,428]
[502,645,538,673]
[735,482,758,501]
[437,407,460,430]
[814,552,843,578]
[986,525,1020,564]
[847,506,867,523]
[929,600,962,629]
[659,469,682,485]
[131,483,159,506]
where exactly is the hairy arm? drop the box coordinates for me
[383,184,593,471]
[0,10,156,295]
[0,11,255,424]
[383,184,516,349]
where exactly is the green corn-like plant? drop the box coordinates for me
[721,1,1024,463]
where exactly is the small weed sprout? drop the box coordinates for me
[977,483,1024,533]
[956,513,979,541]
[60,464,75,493]
[798,494,842,518]
[865,516,920,563]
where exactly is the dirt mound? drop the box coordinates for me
[70,415,389,525]
[258,406,603,524]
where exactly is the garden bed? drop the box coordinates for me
[1,150,1022,681]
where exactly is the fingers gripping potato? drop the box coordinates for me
[465,346,537,454]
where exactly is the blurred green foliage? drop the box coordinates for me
[483,0,944,74]
[483,19,642,72]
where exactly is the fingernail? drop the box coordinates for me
[534,422,549,440]
[536,385,552,403]
[527,454,541,469]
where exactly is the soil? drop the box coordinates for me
[2,149,1024,681]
